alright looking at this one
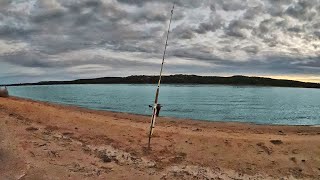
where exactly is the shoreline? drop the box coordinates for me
[4,74,320,89]
[1,97,320,179]
[8,96,320,127]
[7,82,320,90]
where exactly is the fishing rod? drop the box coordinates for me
[148,3,175,149]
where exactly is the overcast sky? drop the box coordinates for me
[0,0,320,84]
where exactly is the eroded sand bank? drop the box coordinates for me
[0,97,319,179]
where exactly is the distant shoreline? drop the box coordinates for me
[4,74,320,89]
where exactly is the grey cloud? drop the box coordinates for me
[255,19,274,35]
[59,0,102,12]
[0,24,36,38]
[195,16,222,34]
[314,31,320,38]
[287,26,302,33]
[225,20,252,38]
[284,0,318,21]
[1,51,162,74]
[31,9,66,23]
[172,24,195,39]
[267,6,284,17]
[268,0,291,4]
[116,0,146,6]
[312,21,320,28]
[7,1,165,55]
[172,13,222,38]
[0,13,36,39]
[265,0,292,16]
[251,18,282,44]
[243,6,264,20]
[210,4,216,12]
[0,0,10,6]
[242,45,259,54]
[216,0,247,11]
[219,46,232,53]
[0,51,53,68]
[117,0,205,9]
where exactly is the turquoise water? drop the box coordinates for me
[7,84,320,125]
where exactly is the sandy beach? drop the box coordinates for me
[0,97,319,179]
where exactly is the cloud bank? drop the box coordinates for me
[0,0,320,83]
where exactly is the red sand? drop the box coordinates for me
[1,97,319,179]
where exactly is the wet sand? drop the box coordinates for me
[0,97,319,179]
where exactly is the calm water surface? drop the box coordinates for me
[8,84,320,125]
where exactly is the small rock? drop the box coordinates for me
[53,134,62,139]
[62,132,74,136]
[26,127,39,131]
[29,151,36,157]
[100,166,113,173]
[146,161,156,168]
[256,142,272,155]
[48,150,59,157]
[96,169,101,176]
[100,154,112,163]
[192,128,202,132]
[82,146,91,153]
[290,157,297,163]
[301,159,306,163]
[270,140,283,145]
[292,149,299,154]
[38,143,47,147]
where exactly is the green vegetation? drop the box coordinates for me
[5,75,320,89]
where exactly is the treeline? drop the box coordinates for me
[5,75,320,89]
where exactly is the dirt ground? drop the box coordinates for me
[0,97,319,179]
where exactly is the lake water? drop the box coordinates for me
[7,84,320,125]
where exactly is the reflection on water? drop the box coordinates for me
[8,84,320,125]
